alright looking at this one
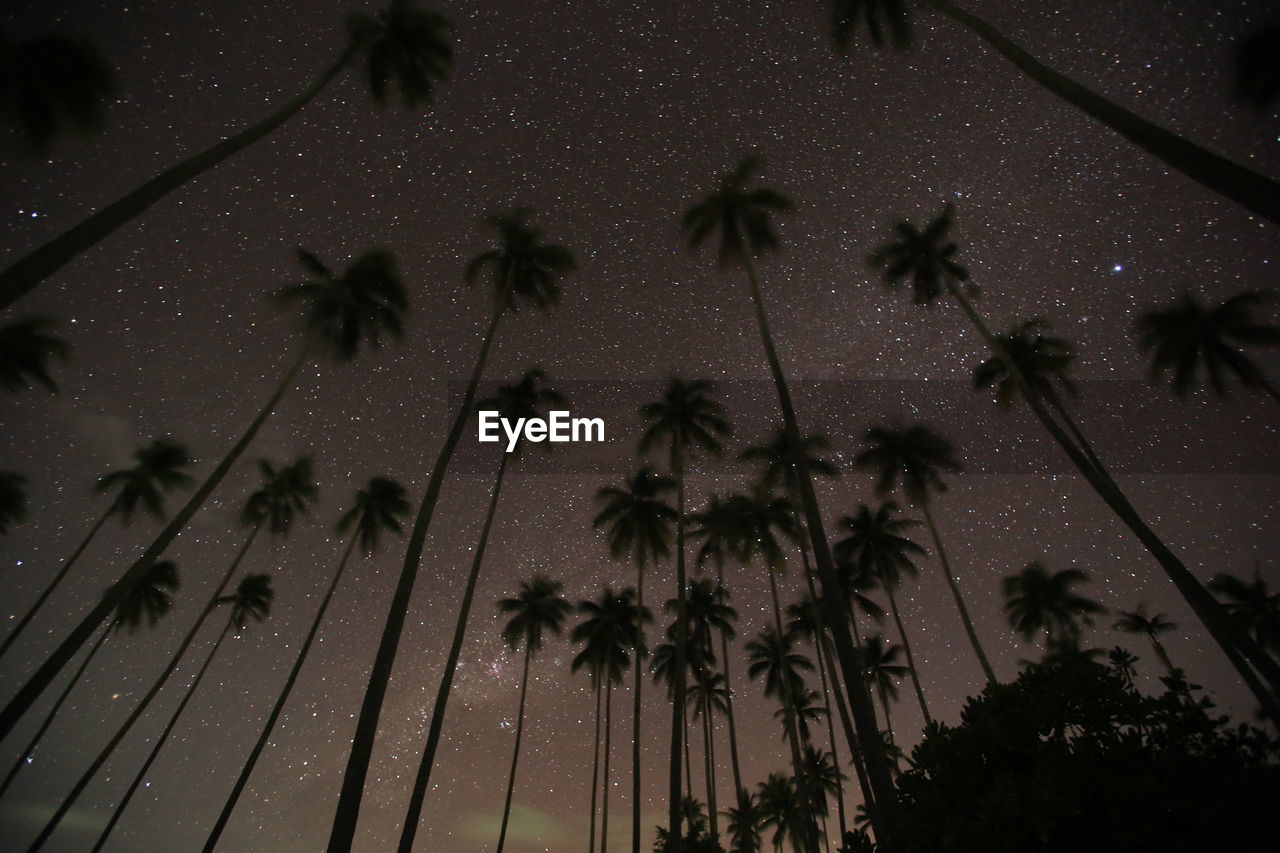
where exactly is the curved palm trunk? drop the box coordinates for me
[883,585,931,726]
[202,527,362,852]
[90,620,234,853]
[700,698,719,843]
[0,624,111,800]
[494,642,534,853]
[399,450,511,852]
[588,680,603,853]
[330,302,505,853]
[630,557,646,853]
[0,505,114,660]
[925,0,1280,226]
[0,50,356,311]
[1042,387,1109,482]
[0,340,311,743]
[918,501,997,685]
[713,580,746,808]
[23,521,262,852]
[809,620,848,840]
[737,247,898,848]
[668,438,689,849]
[600,678,614,853]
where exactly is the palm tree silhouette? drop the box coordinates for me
[826,1,1280,225]
[0,30,115,152]
[757,772,804,853]
[724,788,763,853]
[1114,604,1179,679]
[856,423,997,685]
[0,437,193,660]
[859,636,909,744]
[339,209,572,853]
[1235,22,1280,111]
[746,625,815,760]
[638,376,730,848]
[685,668,729,845]
[89,574,274,853]
[0,247,404,743]
[683,157,898,838]
[0,471,25,534]
[0,317,68,392]
[1107,646,1140,687]
[1138,291,1280,404]
[202,476,410,852]
[797,743,843,848]
[1209,570,1280,655]
[1002,561,1104,655]
[0,0,452,310]
[22,455,316,853]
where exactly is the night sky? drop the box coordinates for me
[2,1,1279,851]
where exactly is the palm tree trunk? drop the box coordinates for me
[588,679,602,853]
[600,678,614,853]
[1149,635,1178,681]
[331,300,505,853]
[712,568,745,803]
[22,521,263,852]
[918,501,998,685]
[202,527,362,852]
[630,556,646,853]
[737,245,898,847]
[1042,387,1109,481]
[89,620,234,853]
[809,620,848,840]
[701,698,719,843]
[0,49,357,310]
[495,642,533,853]
[924,0,1280,226]
[668,436,689,848]
[883,584,932,726]
[398,451,511,852]
[876,684,895,746]
[0,338,311,743]
[0,505,114,660]
[0,624,111,800]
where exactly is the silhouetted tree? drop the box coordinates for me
[0,471,26,534]
[0,30,115,152]
[1235,21,1280,111]
[1209,570,1280,656]
[0,317,67,392]
[1114,604,1179,679]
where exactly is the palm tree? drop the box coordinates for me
[0,0,452,310]
[0,437,194,660]
[1114,604,1179,679]
[202,476,410,852]
[0,471,26,534]
[493,576,571,853]
[683,157,898,839]
[22,456,317,852]
[0,317,68,392]
[855,423,997,685]
[746,626,814,759]
[1107,646,1140,687]
[826,1,1280,225]
[593,465,677,853]
[834,503,932,724]
[88,574,274,853]
[756,773,804,853]
[1209,571,1280,656]
[401,369,565,847]
[638,376,730,846]
[1235,22,1280,111]
[1002,561,1104,655]
[797,744,843,847]
[686,669,729,845]
[724,788,763,853]
[0,560,179,800]
[338,209,572,853]
[1138,291,1280,404]
[1,247,405,743]
[859,636,909,743]
[869,204,1280,718]
[0,31,115,152]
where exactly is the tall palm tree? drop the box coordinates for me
[1002,561,1104,654]
[593,465,677,853]
[0,31,115,153]
[826,0,1280,225]
[494,576,572,853]
[202,476,410,852]
[859,636,909,743]
[797,743,843,848]
[0,471,26,534]
[338,209,572,853]
[0,0,452,310]
[686,669,729,845]
[0,246,405,743]
[638,376,730,846]
[0,317,68,392]
[0,437,194,660]
[868,205,1280,716]
[724,788,763,853]
[401,369,564,848]
[1107,646,1139,687]
[746,626,814,762]
[855,423,997,684]
[1209,571,1280,655]
[756,772,804,853]
[1114,604,1179,679]
[683,157,898,840]
[88,574,274,853]
[0,560,179,800]
[22,456,317,852]
[1138,291,1280,404]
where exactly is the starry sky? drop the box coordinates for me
[1,0,1279,851]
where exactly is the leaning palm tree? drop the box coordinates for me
[826,1,1280,225]
[0,30,115,153]
[593,465,677,853]
[0,560,178,801]
[1138,291,1280,404]
[1002,561,1105,655]
[638,376,730,847]
[855,423,997,685]
[401,369,565,848]
[0,317,68,392]
[0,471,26,534]
[746,625,814,770]
[0,0,453,310]
[860,636,909,744]
[339,209,573,853]
[0,437,193,660]
[88,574,274,853]
[683,157,897,837]
[201,476,410,852]
[493,576,572,853]
[1209,570,1280,656]
[0,246,405,743]
[1114,604,1179,679]
[22,456,317,852]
